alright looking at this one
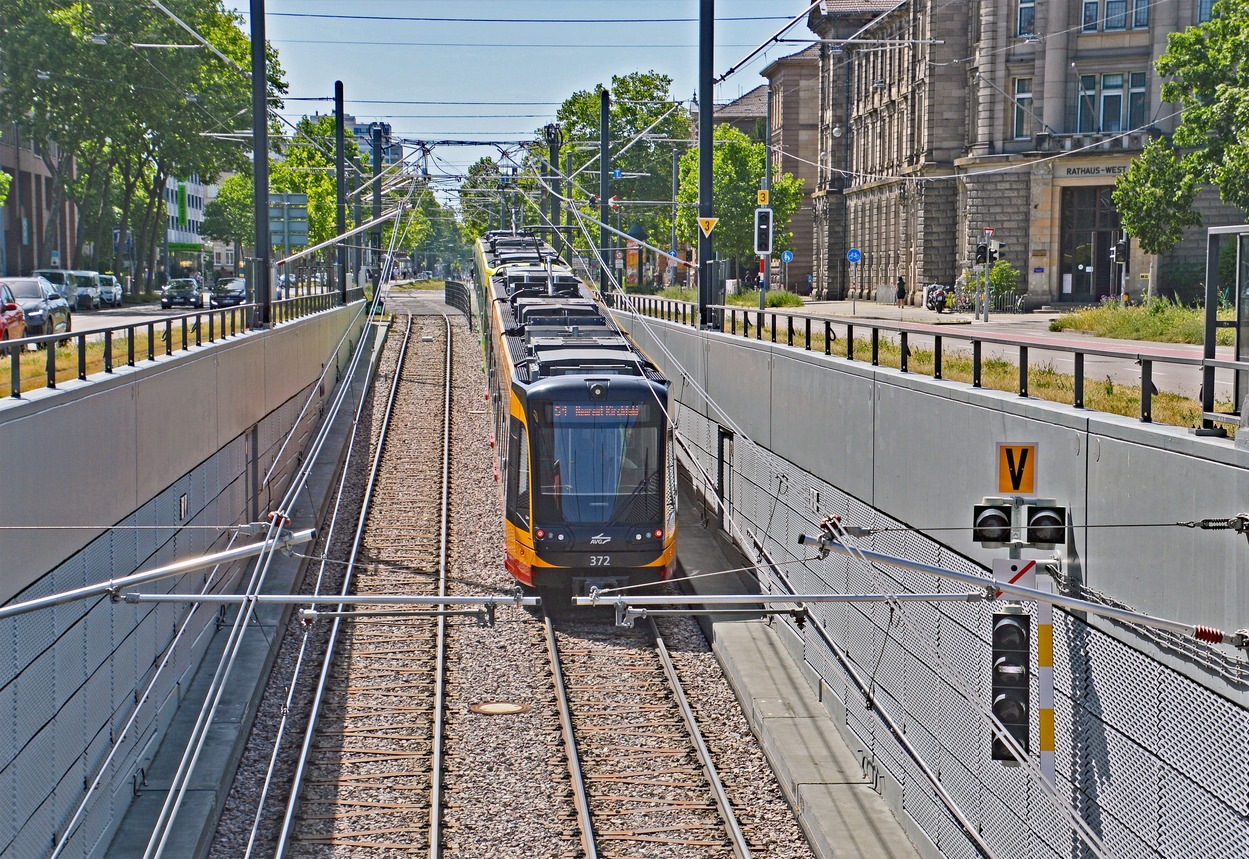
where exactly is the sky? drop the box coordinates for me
[220,0,818,201]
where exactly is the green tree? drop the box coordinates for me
[458,157,503,239]
[674,124,803,274]
[1155,1,1249,210]
[270,114,360,248]
[1113,138,1202,297]
[0,172,9,209]
[553,72,691,252]
[202,172,254,247]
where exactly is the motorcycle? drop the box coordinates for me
[925,283,951,313]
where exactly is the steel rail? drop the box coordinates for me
[430,313,453,858]
[647,617,752,859]
[272,316,414,856]
[240,315,391,858]
[544,616,600,859]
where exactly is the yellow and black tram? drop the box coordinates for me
[474,230,677,599]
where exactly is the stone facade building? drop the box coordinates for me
[1,123,78,276]
[762,46,821,294]
[808,0,1242,305]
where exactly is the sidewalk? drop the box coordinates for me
[799,297,1058,330]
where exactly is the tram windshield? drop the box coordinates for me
[532,400,664,525]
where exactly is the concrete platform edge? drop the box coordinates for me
[678,482,938,859]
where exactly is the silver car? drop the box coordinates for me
[69,271,101,310]
[98,274,123,306]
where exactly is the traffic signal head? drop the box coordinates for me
[991,611,1031,762]
[975,242,988,264]
[1114,239,1127,264]
[988,241,1004,263]
[754,207,774,256]
[973,503,1013,547]
[1025,505,1066,547]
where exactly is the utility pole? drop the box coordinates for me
[698,0,714,326]
[761,84,773,311]
[566,150,574,263]
[599,88,611,295]
[249,0,270,326]
[334,80,347,302]
[371,123,382,284]
[546,124,562,259]
[671,148,679,286]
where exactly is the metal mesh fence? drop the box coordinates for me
[675,401,1249,859]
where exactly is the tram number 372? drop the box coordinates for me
[589,555,612,567]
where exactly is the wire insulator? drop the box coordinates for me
[1193,625,1225,644]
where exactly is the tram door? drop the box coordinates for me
[716,427,734,533]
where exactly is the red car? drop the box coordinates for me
[0,282,27,343]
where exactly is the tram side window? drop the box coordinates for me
[506,419,531,528]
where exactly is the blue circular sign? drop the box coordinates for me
[846,248,862,264]
[781,250,794,263]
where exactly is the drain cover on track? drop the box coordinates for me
[470,701,532,716]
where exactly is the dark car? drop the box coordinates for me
[210,278,248,308]
[2,276,71,339]
[161,278,203,309]
[0,283,27,343]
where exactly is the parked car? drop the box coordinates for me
[69,270,102,310]
[0,283,27,343]
[2,276,71,339]
[210,278,248,308]
[161,278,203,309]
[31,269,76,306]
[98,274,123,306]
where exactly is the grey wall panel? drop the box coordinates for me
[770,349,877,502]
[0,303,364,604]
[1083,422,1247,632]
[702,336,774,450]
[642,314,1249,859]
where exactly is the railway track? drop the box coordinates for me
[276,314,454,855]
[546,612,752,859]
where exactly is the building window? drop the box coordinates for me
[1128,72,1148,128]
[1018,0,1035,35]
[1198,0,1215,22]
[1078,75,1097,132]
[1104,0,1127,30]
[1083,1,1099,31]
[1132,0,1149,27]
[1100,74,1124,132]
[1013,78,1034,139]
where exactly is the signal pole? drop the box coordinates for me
[761,84,773,311]
[698,0,714,327]
[334,81,347,302]
[599,88,611,295]
[249,0,270,326]
[371,124,383,283]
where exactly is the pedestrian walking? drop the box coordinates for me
[895,275,906,308]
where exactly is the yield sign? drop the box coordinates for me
[697,216,719,237]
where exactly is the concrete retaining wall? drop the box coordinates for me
[624,315,1248,642]
[0,304,367,857]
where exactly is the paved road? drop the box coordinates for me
[796,300,1238,402]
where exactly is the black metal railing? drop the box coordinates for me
[2,290,362,400]
[608,296,1247,431]
[444,280,474,330]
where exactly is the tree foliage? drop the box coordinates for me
[553,72,691,250]
[458,157,503,239]
[1138,1,1249,213]
[675,124,803,270]
[0,0,285,270]
[1112,138,1202,256]
[0,172,10,209]
[202,172,254,246]
[270,114,361,247]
